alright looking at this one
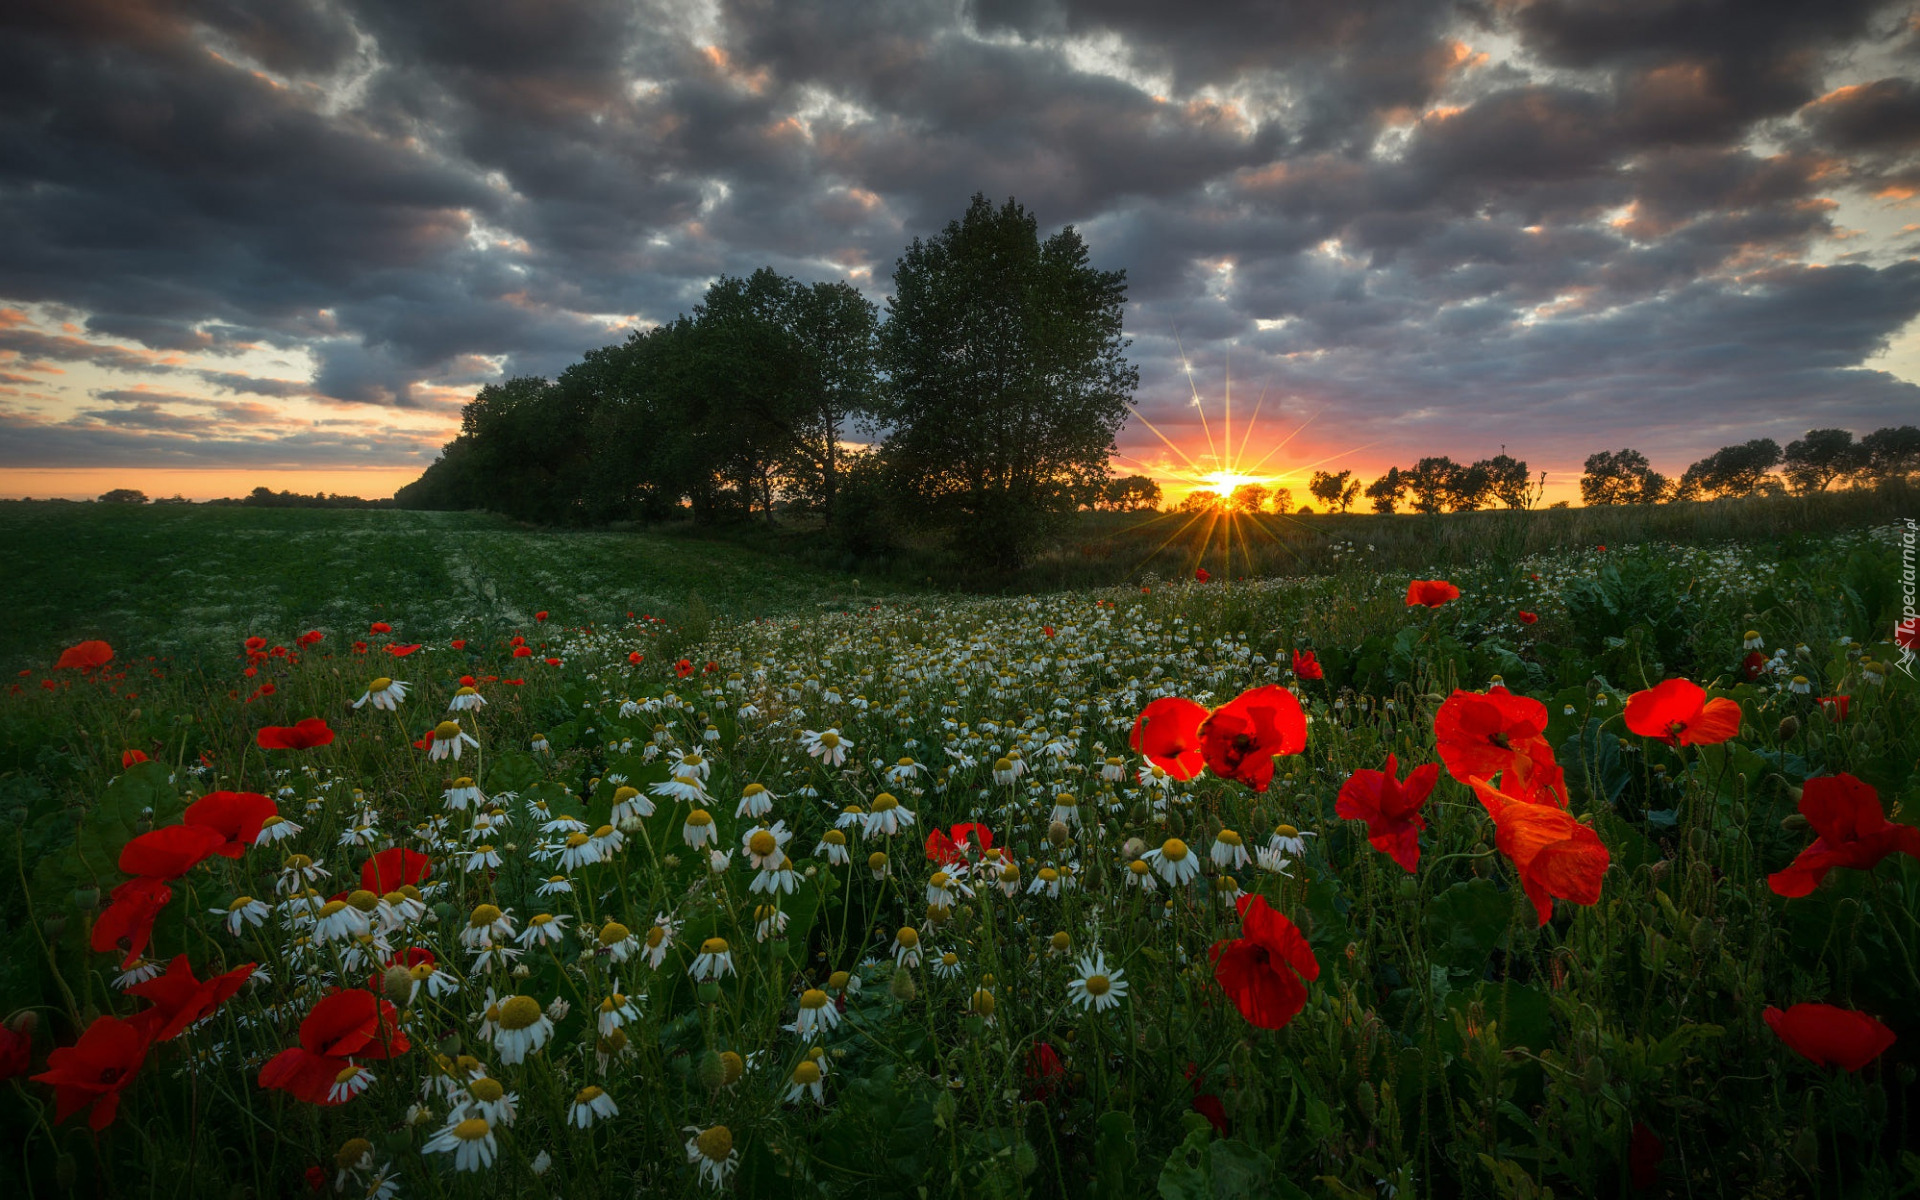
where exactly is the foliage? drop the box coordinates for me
[1580,449,1669,506]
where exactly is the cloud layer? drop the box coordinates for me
[2,0,1917,489]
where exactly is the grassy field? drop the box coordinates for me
[0,498,1915,1197]
[0,502,865,671]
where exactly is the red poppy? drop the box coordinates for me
[1208,894,1319,1029]
[1897,616,1919,652]
[55,640,115,670]
[1767,774,1920,898]
[0,1021,29,1081]
[1741,651,1767,681]
[1336,754,1439,873]
[1129,696,1209,781]
[1468,778,1610,925]
[184,791,277,857]
[1042,625,1056,638]
[1022,1042,1065,1100]
[256,717,335,751]
[1763,1003,1895,1071]
[675,658,694,678]
[1200,685,1308,792]
[259,989,409,1105]
[305,1167,328,1192]
[119,823,227,879]
[535,611,549,622]
[352,641,368,654]
[450,638,467,650]
[369,622,391,634]
[510,634,526,646]
[1623,679,1741,747]
[385,643,422,657]
[296,630,324,647]
[243,636,267,654]
[1433,689,1564,806]
[1630,1123,1664,1190]
[544,657,561,666]
[1405,579,1460,608]
[31,1014,149,1130]
[125,955,256,1041]
[1816,696,1849,722]
[1518,610,1539,625]
[121,748,149,768]
[1184,1064,1230,1134]
[1291,649,1323,681]
[361,847,432,893]
[628,651,644,665]
[1194,567,1211,583]
[925,823,995,864]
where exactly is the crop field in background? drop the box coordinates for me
[0,499,1916,1198]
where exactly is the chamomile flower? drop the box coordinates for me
[1101,757,1128,782]
[991,757,1019,786]
[1027,866,1064,899]
[441,778,483,811]
[464,844,503,872]
[835,805,866,832]
[314,899,370,943]
[995,860,1022,897]
[669,749,712,782]
[1211,830,1250,869]
[815,828,850,865]
[786,1054,828,1105]
[448,686,486,712]
[491,995,554,1065]
[596,993,640,1036]
[327,1063,376,1103]
[884,756,926,785]
[651,773,707,804]
[791,988,839,1041]
[800,728,852,767]
[427,721,479,762]
[594,919,639,963]
[255,815,303,845]
[354,677,407,711]
[590,823,624,856]
[743,821,793,870]
[1744,630,1765,650]
[864,793,914,836]
[642,915,677,968]
[609,786,653,823]
[1066,951,1128,1013]
[1137,763,1174,793]
[682,808,717,848]
[926,870,966,907]
[867,851,890,880]
[461,904,515,949]
[735,783,775,819]
[569,1085,619,1128]
[215,895,269,935]
[423,1114,497,1172]
[555,832,603,871]
[515,912,571,949]
[1145,838,1200,886]
[1268,825,1317,857]
[113,958,163,989]
[276,853,329,893]
[1216,875,1244,905]
[686,1125,737,1190]
[891,926,922,968]
[690,937,735,982]
[536,874,573,897]
[933,951,964,980]
[455,1076,517,1126]
[1256,847,1295,875]
[1050,793,1080,826]
[750,855,798,895]
[754,904,789,941]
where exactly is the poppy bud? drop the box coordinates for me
[695,1049,727,1091]
[1687,828,1708,855]
[696,982,721,1004]
[437,1033,461,1055]
[383,966,413,1006]
[890,970,917,1002]
[1355,1080,1377,1122]
[1689,920,1718,957]
[71,885,99,912]
[1583,1056,1607,1094]
[1121,837,1145,860]
[1780,812,1809,832]
[44,914,65,939]
[8,1011,35,1037]
[1011,1144,1038,1178]
[1776,715,1800,740]
[1047,820,1070,847]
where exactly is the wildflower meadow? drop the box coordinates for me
[2,517,1917,1198]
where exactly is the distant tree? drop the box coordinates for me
[1105,474,1162,511]
[1581,449,1668,506]
[97,488,148,504]
[1365,468,1406,514]
[1859,425,1920,482]
[1177,489,1221,513]
[1783,429,1861,493]
[1308,470,1350,512]
[1227,482,1269,513]
[1406,457,1460,514]
[875,194,1138,570]
[153,494,192,505]
[1480,453,1534,509]
[1675,439,1782,500]
[1270,486,1294,515]
[1447,460,1493,512]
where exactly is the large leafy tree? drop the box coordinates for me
[1580,449,1668,506]
[876,194,1138,569]
[1783,429,1861,493]
[1675,439,1783,500]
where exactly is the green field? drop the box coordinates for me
[0,498,1916,1197]
[0,502,867,671]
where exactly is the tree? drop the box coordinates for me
[1859,425,1920,482]
[97,488,148,504]
[1581,449,1668,506]
[1446,460,1493,511]
[875,194,1137,570]
[1365,468,1406,514]
[1178,489,1221,513]
[1227,482,1269,513]
[1675,439,1782,500]
[1406,457,1460,514]
[1479,453,1533,509]
[1105,475,1162,511]
[1782,429,1860,493]
[1271,486,1294,515]
[1309,469,1360,513]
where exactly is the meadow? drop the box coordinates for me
[0,497,1916,1198]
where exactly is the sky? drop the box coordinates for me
[2,0,1918,505]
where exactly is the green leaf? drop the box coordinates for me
[1424,878,1513,971]
[1093,1111,1139,1200]
[486,751,544,794]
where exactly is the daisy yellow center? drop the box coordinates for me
[743,783,766,797]
[469,1077,504,1102]
[456,686,477,697]
[995,758,1013,771]
[700,937,730,955]
[577,1085,604,1103]
[872,794,898,811]
[593,825,614,839]
[336,1138,372,1169]
[229,896,254,911]
[930,871,950,888]
[869,852,888,869]
[1218,830,1242,846]
[824,829,845,845]
[530,913,553,926]
[285,854,313,870]
[818,732,840,748]
[347,889,378,911]
[334,1064,362,1083]
[1000,864,1020,882]
[895,927,919,948]
[599,921,630,946]
[613,786,639,804]
[452,777,474,788]
[800,988,829,1010]
[1039,868,1059,882]
[319,900,347,918]
[1276,825,1299,839]
[972,990,996,1016]
[696,1125,733,1161]
[498,996,542,1031]
[565,833,590,848]
[434,721,461,740]
[1084,974,1111,997]
[1162,838,1189,860]
[793,1060,822,1085]
[828,971,850,989]
[1129,859,1150,876]
[369,677,393,692]
[687,809,712,826]
[1055,794,1076,807]
[645,925,666,948]
[452,1118,490,1143]
[750,831,777,856]
[1050,931,1070,951]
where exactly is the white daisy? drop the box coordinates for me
[690,936,735,981]
[354,677,407,711]
[1066,951,1128,1013]
[570,1085,619,1128]
[423,1114,497,1172]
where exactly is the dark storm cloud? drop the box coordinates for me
[0,0,1917,475]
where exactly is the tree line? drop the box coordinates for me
[398,194,1135,571]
